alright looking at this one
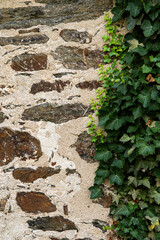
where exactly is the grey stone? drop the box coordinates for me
[60,29,92,44]
[22,103,91,124]
[0,0,112,30]
[51,46,104,70]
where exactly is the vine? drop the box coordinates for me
[88,1,160,239]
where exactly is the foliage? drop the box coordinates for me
[88,1,160,239]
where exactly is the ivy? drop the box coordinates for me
[88,0,160,239]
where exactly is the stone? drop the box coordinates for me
[30,80,70,94]
[27,216,77,231]
[0,112,7,123]
[0,128,42,166]
[60,29,92,44]
[92,219,109,232]
[22,103,91,124]
[12,167,61,183]
[71,131,96,163]
[0,1,112,30]
[76,239,92,240]
[19,28,40,34]
[0,199,7,211]
[51,46,104,70]
[16,192,56,213]
[50,238,69,240]
[11,53,47,72]
[53,72,76,78]
[0,34,48,46]
[93,194,112,208]
[75,81,101,90]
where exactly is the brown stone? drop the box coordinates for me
[30,80,70,94]
[12,167,61,183]
[22,103,91,124]
[27,216,77,231]
[19,28,40,34]
[0,1,112,30]
[75,81,101,90]
[0,199,7,211]
[0,112,7,123]
[16,192,56,213]
[51,46,104,70]
[53,72,76,78]
[92,219,109,232]
[71,131,96,163]
[50,238,69,240]
[0,34,48,46]
[11,53,47,72]
[76,239,92,240]
[93,194,112,208]
[60,29,92,44]
[0,128,42,166]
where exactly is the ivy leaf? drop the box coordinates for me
[138,142,155,157]
[141,20,159,37]
[96,168,110,178]
[128,146,136,156]
[153,168,160,178]
[94,176,104,185]
[138,178,151,188]
[142,64,152,73]
[111,158,125,169]
[128,176,138,187]
[127,15,137,31]
[151,190,160,204]
[89,185,102,199]
[94,150,113,162]
[132,46,148,56]
[112,6,124,22]
[150,8,160,21]
[132,105,143,119]
[123,52,134,64]
[120,133,133,142]
[105,117,125,130]
[138,90,151,108]
[126,2,142,17]
[139,201,148,209]
[156,62,160,67]
[109,172,124,185]
[144,0,153,13]
[115,205,130,217]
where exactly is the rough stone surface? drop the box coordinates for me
[0,1,112,29]
[51,46,104,70]
[12,167,61,183]
[16,192,56,213]
[60,29,92,44]
[0,112,7,123]
[22,103,91,124]
[0,128,42,166]
[30,80,70,94]
[75,81,101,90]
[71,131,96,163]
[53,72,76,78]
[0,199,7,211]
[50,238,69,240]
[27,216,77,231]
[19,28,40,34]
[11,53,47,71]
[0,34,49,46]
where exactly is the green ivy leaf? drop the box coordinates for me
[144,0,153,13]
[112,6,124,22]
[151,190,160,204]
[132,46,148,56]
[141,20,159,37]
[150,8,160,21]
[111,158,125,168]
[126,2,142,17]
[94,149,113,162]
[94,176,104,185]
[127,15,137,31]
[139,201,148,209]
[115,205,130,217]
[156,62,160,67]
[138,143,155,157]
[120,133,134,142]
[132,105,143,119]
[142,64,152,73]
[96,168,110,178]
[109,172,124,185]
[153,168,160,178]
[105,117,125,130]
[89,185,102,199]
[138,90,151,108]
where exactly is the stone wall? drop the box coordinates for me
[0,1,114,239]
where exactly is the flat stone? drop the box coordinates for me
[0,112,7,123]
[71,131,96,163]
[51,46,104,70]
[60,29,92,44]
[53,72,76,78]
[27,216,77,231]
[30,80,70,94]
[0,34,48,46]
[50,238,69,240]
[0,128,42,166]
[19,28,40,34]
[0,1,112,30]
[75,81,101,90]
[76,239,92,240]
[16,192,56,213]
[0,199,7,211]
[12,167,61,183]
[22,103,91,124]
[92,219,109,232]
[11,53,47,72]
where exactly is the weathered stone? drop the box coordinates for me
[60,29,92,44]
[71,131,96,163]
[11,53,47,72]
[12,167,61,183]
[75,81,101,90]
[0,34,48,46]
[76,239,92,240]
[27,216,77,231]
[16,192,56,213]
[51,46,104,70]
[53,72,76,78]
[0,199,7,211]
[0,1,112,30]
[92,219,109,232]
[0,128,42,166]
[0,112,7,123]
[50,238,69,240]
[93,194,112,208]
[22,103,91,124]
[30,80,70,94]
[19,28,40,34]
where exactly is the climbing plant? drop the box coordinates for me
[88,0,160,239]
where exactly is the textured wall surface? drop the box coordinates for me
[0,1,114,239]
